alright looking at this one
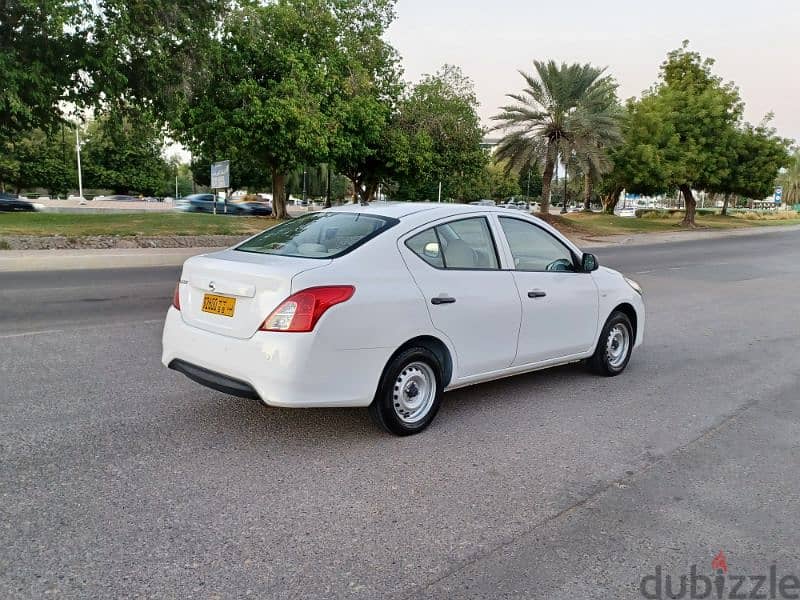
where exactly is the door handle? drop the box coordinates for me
[431,296,456,305]
[528,290,547,299]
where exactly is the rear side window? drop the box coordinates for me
[405,228,444,268]
[406,217,499,270]
[237,212,398,258]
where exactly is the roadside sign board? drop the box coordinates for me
[211,161,230,189]
[774,186,783,204]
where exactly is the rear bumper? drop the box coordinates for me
[168,359,259,400]
[161,307,389,408]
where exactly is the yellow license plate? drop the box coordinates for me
[201,294,236,317]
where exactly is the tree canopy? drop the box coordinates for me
[389,65,488,202]
[493,61,621,214]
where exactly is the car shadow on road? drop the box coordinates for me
[176,361,595,445]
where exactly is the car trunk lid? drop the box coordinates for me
[179,249,331,339]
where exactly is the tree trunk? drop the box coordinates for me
[324,166,332,208]
[721,193,731,217]
[360,181,378,203]
[679,185,697,227]
[538,143,556,214]
[602,187,622,214]
[582,173,593,211]
[347,174,361,204]
[272,167,288,219]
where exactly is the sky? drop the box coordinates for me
[386,0,800,143]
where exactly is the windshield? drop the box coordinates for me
[236,212,398,258]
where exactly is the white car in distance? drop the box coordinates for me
[162,203,645,435]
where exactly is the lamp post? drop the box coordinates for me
[75,128,85,204]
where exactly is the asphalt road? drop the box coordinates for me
[2,230,799,599]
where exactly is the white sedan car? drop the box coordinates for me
[162,203,644,435]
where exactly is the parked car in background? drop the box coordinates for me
[617,207,637,218]
[0,192,41,212]
[163,203,645,435]
[469,199,496,206]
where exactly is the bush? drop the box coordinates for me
[732,210,800,221]
[638,210,677,219]
[635,207,719,218]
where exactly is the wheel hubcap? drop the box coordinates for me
[606,324,630,369]
[393,362,436,424]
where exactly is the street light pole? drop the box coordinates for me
[438,181,442,203]
[75,128,84,203]
[526,169,531,200]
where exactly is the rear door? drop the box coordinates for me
[400,215,522,378]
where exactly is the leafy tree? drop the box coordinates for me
[486,161,521,201]
[0,0,86,145]
[635,42,743,227]
[389,65,488,202]
[82,112,169,195]
[493,61,620,214]
[327,0,403,203]
[711,121,790,215]
[597,97,673,213]
[777,149,800,207]
[518,168,543,202]
[0,127,77,195]
[84,1,231,118]
[175,0,343,218]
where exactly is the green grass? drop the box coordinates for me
[1,210,798,241]
[557,212,800,237]
[0,212,275,237]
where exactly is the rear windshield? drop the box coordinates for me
[236,212,398,258]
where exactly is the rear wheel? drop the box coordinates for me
[587,311,634,376]
[369,347,443,436]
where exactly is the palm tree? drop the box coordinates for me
[493,61,621,214]
[778,149,800,206]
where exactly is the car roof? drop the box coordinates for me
[327,201,507,219]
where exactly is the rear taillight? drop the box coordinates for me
[172,283,181,311]
[260,286,355,333]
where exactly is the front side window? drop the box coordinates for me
[499,217,576,272]
[237,212,397,258]
[406,217,499,270]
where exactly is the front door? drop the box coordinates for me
[400,216,522,379]
[495,216,599,365]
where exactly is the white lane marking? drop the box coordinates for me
[0,319,163,339]
[0,329,64,339]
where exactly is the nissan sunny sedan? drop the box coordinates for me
[162,203,645,435]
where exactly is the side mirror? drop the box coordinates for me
[581,253,599,272]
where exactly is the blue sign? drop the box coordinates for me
[774,186,783,204]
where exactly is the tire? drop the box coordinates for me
[587,311,634,376]
[369,347,443,436]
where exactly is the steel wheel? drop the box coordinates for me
[605,323,630,369]
[392,361,437,424]
[370,347,444,435]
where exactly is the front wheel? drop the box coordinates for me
[587,311,634,376]
[369,347,443,436]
